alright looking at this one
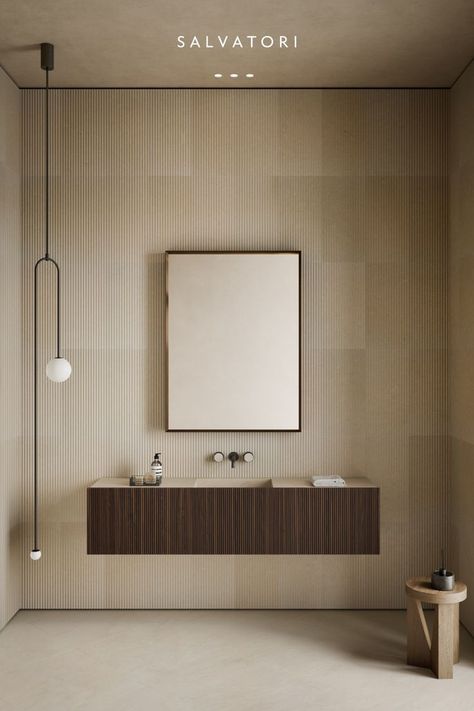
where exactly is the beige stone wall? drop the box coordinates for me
[0,68,22,629]
[22,88,448,609]
[449,62,474,634]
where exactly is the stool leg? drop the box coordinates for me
[407,597,431,668]
[453,604,460,664]
[431,604,454,679]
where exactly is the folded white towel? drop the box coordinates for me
[311,475,346,488]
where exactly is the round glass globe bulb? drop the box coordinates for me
[46,357,72,383]
[30,549,42,561]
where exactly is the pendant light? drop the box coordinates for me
[30,43,72,562]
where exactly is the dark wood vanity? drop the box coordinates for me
[87,478,379,555]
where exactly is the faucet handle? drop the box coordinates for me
[213,452,224,463]
[243,451,254,463]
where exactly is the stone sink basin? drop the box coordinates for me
[194,477,273,488]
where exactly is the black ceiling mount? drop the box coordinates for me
[40,42,54,72]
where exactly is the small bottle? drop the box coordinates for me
[150,452,163,486]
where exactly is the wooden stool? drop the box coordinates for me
[406,577,467,679]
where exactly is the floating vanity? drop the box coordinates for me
[87,477,379,555]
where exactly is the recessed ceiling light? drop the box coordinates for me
[214,73,223,78]
[246,73,254,78]
[230,73,238,78]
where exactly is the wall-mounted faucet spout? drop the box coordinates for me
[228,452,239,469]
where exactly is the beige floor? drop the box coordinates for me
[0,610,473,711]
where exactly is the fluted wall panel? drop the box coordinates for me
[449,62,474,634]
[22,89,448,609]
[0,68,22,630]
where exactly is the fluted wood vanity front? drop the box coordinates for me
[87,478,379,555]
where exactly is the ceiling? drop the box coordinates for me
[0,0,473,88]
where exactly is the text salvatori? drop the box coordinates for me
[176,35,298,50]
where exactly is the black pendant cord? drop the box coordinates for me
[45,67,49,259]
[33,262,39,552]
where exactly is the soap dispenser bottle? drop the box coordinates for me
[146,452,162,486]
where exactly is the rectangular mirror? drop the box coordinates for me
[166,251,300,431]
